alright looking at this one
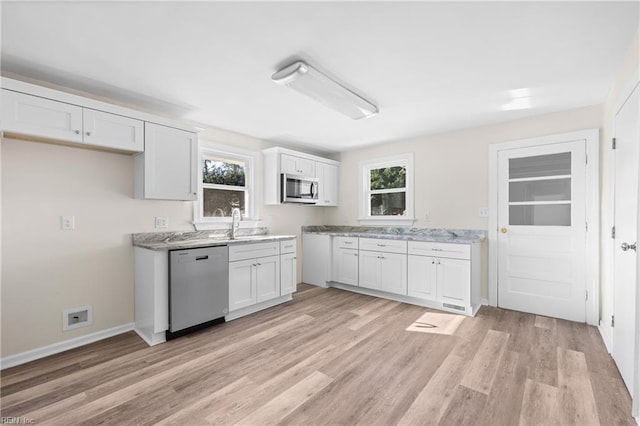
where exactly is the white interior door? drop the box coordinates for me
[498,140,587,322]
[612,82,639,397]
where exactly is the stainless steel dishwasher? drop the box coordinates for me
[167,245,229,340]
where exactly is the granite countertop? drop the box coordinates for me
[132,228,295,251]
[302,225,486,244]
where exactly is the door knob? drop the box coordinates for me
[500,228,507,234]
[621,242,637,251]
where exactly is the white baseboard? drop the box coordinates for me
[598,321,613,354]
[481,298,489,306]
[0,323,135,370]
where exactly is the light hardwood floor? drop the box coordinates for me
[0,284,634,425]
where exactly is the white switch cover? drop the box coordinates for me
[61,216,75,230]
[155,217,169,228]
[478,207,489,218]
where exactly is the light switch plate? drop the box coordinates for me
[478,207,489,218]
[155,216,169,228]
[61,216,75,230]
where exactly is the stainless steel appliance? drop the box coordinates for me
[281,173,318,204]
[167,245,229,339]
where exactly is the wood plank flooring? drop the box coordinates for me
[0,284,634,425]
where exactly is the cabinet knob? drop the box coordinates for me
[500,227,508,234]
[74,130,80,134]
[86,131,91,136]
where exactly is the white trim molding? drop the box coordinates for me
[358,152,415,226]
[0,323,134,370]
[488,128,600,326]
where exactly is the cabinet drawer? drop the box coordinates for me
[359,238,407,254]
[334,236,358,249]
[280,239,297,254]
[408,241,470,260]
[229,241,279,262]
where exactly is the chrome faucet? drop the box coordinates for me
[231,208,242,239]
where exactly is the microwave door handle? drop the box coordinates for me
[311,182,316,198]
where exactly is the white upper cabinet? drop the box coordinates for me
[263,147,340,205]
[83,108,144,152]
[281,153,315,177]
[135,123,198,201]
[2,90,83,143]
[316,162,339,206]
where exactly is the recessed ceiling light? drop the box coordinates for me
[502,87,532,111]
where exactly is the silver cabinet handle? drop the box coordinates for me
[74,130,80,134]
[86,131,91,136]
[621,242,637,251]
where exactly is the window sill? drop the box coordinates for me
[193,219,262,231]
[358,217,415,227]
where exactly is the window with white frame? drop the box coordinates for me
[359,153,414,225]
[196,146,255,226]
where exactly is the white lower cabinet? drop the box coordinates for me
[229,258,257,311]
[407,241,478,314]
[333,237,359,286]
[357,238,408,295]
[438,257,471,308]
[358,250,380,289]
[228,254,280,311]
[228,240,296,314]
[256,256,280,303]
[408,255,470,308]
[280,252,297,295]
[359,250,407,295]
[407,255,437,300]
[335,248,359,286]
[322,235,482,316]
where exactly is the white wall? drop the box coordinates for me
[326,104,604,299]
[599,28,639,346]
[1,127,327,358]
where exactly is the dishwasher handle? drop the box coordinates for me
[195,255,209,261]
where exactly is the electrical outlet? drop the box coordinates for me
[478,207,489,218]
[61,216,75,230]
[155,217,169,228]
[62,306,92,331]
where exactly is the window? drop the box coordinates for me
[195,144,256,229]
[359,153,414,225]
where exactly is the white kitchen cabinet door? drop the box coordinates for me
[229,259,256,311]
[438,257,471,308]
[358,251,381,290]
[316,162,339,206]
[335,248,359,286]
[280,252,297,295]
[83,108,144,152]
[407,255,437,300]
[281,153,315,177]
[302,234,332,286]
[256,255,280,303]
[137,122,198,200]
[379,252,408,295]
[1,90,83,142]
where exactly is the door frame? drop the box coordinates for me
[488,128,600,325]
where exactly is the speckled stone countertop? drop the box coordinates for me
[302,225,486,244]
[132,228,295,251]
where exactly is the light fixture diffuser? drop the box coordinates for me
[271,61,378,120]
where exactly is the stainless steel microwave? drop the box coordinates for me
[281,173,318,204]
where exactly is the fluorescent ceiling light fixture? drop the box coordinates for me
[272,61,378,120]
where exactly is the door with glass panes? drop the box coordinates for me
[497,140,587,322]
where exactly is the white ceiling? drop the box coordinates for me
[2,1,638,153]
